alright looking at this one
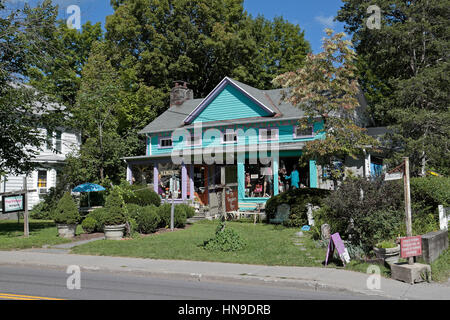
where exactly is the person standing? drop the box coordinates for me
[285,164,300,189]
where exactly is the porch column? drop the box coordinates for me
[126,163,133,184]
[153,164,159,194]
[309,160,318,188]
[273,156,279,196]
[182,162,187,201]
[189,165,194,200]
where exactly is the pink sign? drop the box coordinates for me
[325,233,351,266]
[400,236,422,258]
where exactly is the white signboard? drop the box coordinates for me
[384,172,403,181]
[2,195,25,213]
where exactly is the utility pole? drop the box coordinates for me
[403,157,413,265]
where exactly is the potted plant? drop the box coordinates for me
[373,240,401,264]
[103,188,127,240]
[53,192,80,238]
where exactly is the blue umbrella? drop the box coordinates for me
[72,183,106,208]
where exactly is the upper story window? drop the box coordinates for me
[222,130,237,144]
[186,134,202,146]
[159,137,173,148]
[259,128,279,142]
[46,130,62,153]
[294,125,314,139]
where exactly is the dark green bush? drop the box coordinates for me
[135,205,160,234]
[81,216,97,233]
[322,177,404,253]
[122,184,161,207]
[265,188,330,227]
[87,208,107,232]
[177,203,196,218]
[52,192,80,225]
[30,201,53,220]
[157,204,187,228]
[30,187,66,220]
[103,188,127,226]
[203,221,246,252]
[125,203,143,220]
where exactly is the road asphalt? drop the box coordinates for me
[0,249,448,300]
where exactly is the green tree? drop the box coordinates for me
[336,0,450,176]
[0,0,64,174]
[273,29,378,187]
[27,20,103,108]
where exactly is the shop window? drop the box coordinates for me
[55,131,62,153]
[131,164,154,185]
[158,163,182,199]
[244,162,274,198]
[278,157,308,190]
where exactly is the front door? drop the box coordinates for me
[194,165,208,205]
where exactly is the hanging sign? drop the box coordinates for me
[325,233,351,266]
[2,194,25,214]
[384,172,403,181]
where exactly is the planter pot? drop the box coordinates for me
[374,245,401,264]
[104,224,126,240]
[56,224,77,238]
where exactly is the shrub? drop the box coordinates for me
[103,188,127,226]
[265,188,330,227]
[81,216,97,233]
[52,192,80,225]
[157,204,187,228]
[323,177,404,253]
[87,208,108,232]
[203,221,246,252]
[177,203,196,218]
[121,183,161,207]
[30,201,53,220]
[135,205,160,234]
[125,203,143,220]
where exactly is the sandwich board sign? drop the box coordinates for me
[2,194,25,214]
[325,233,351,266]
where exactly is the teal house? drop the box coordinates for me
[125,77,381,214]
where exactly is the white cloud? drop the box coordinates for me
[315,15,336,28]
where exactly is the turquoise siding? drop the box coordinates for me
[149,121,325,155]
[309,160,318,188]
[192,84,272,123]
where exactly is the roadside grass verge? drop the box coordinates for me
[0,219,81,250]
[72,220,327,267]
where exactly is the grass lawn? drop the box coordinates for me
[0,219,81,250]
[72,220,328,267]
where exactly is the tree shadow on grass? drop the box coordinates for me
[0,221,56,237]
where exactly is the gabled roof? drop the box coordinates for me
[183,77,276,124]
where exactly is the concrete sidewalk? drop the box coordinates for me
[0,250,448,300]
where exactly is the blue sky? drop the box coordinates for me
[5,0,346,53]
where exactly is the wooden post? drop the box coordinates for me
[170,175,175,231]
[403,157,413,265]
[23,176,29,238]
[221,166,226,217]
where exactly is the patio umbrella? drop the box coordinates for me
[72,183,106,208]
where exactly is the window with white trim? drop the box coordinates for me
[159,138,173,148]
[222,130,237,144]
[186,134,202,146]
[259,128,279,142]
[294,125,314,138]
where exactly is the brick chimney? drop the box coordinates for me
[170,80,194,106]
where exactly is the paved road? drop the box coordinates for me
[0,265,383,300]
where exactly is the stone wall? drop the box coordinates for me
[421,230,448,264]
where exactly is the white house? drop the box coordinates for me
[0,93,81,211]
